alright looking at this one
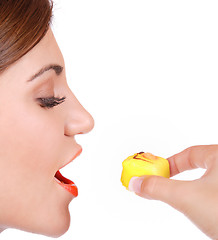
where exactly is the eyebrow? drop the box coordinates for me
[27,64,63,82]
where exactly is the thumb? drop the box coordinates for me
[128,175,191,211]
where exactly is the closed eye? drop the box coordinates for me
[37,96,66,109]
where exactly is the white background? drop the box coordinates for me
[1,0,218,239]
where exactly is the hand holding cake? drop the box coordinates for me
[121,145,218,240]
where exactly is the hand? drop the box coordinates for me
[128,145,218,239]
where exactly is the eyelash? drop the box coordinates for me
[37,96,66,109]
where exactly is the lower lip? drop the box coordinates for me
[55,170,78,197]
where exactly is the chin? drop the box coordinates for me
[40,209,71,238]
[6,211,71,238]
[17,205,72,238]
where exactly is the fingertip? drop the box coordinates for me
[140,175,166,200]
[128,176,144,194]
[128,175,166,200]
[167,156,179,176]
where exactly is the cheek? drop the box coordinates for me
[0,107,58,190]
[0,111,58,171]
[0,107,69,235]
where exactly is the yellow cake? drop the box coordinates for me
[121,152,170,189]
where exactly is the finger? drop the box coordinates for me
[129,175,218,238]
[167,145,218,177]
[129,175,193,212]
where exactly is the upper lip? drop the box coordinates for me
[58,147,82,171]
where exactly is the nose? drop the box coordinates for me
[64,92,94,137]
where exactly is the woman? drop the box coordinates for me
[0,0,94,237]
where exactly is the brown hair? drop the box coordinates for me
[0,0,53,74]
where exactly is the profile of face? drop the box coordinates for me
[0,28,94,237]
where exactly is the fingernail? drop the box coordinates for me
[128,177,144,194]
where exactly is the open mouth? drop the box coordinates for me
[54,170,78,197]
[54,148,82,197]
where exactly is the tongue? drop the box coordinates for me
[55,170,73,184]
[55,170,78,197]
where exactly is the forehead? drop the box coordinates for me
[0,28,64,85]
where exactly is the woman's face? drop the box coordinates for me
[0,28,94,237]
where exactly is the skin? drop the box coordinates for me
[0,28,94,237]
[129,145,218,239]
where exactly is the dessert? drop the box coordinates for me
[121,152,170,189]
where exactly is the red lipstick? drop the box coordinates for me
[54,148,82,197]
[55,170,78,197]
